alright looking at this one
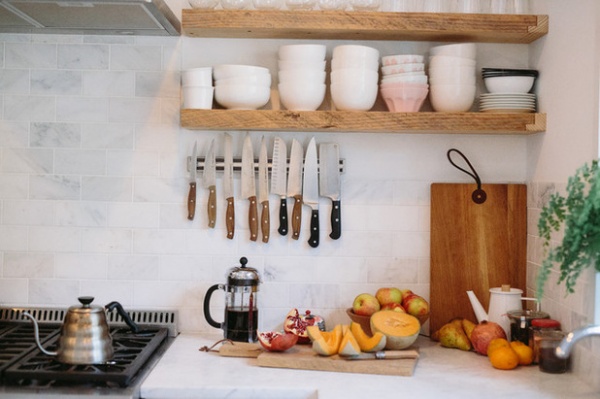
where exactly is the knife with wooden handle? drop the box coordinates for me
[223,133,235,239]
[344,349,419,360]
[187,141,198,221]
[258,136,270,243]
[287,139,303,240]
[203,138,217,228]
[242,134,258,241]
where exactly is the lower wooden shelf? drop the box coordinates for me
[180,109,546,135]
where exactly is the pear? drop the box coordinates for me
[438,318,472,351]
[461,318,476,342]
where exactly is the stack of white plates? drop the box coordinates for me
[479,93,537,113]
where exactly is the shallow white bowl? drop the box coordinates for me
[278,82,326,111]
[182,85,214,109]
[429,84,476,112]
[430,43,477,59]
[333,45,380,63]
[215,84,271,110]
[278,59,327,71]
[484,75,535,93]
[278,69,327,84]
[215,74,272,87]
[278,44,327,62]
[182,67,213,86]
[213,64,270,81]
[381,54,424,66]
[331,81,378,111]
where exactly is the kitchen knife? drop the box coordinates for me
[241,134,258,242]
[187,141,198,221]
[223,133,235,239]
[203,138,217,228]
[258,136,270,243]
[287,139,303,240]
[344,349,419,361]
[319,143,341,240]
[303,137,320,248]
[271,136,288,236]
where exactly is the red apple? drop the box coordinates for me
[381,302,406,313]
[375,287,402,306]
[352,293,380,317]
[400,289,413,301]
[402,294,429,317]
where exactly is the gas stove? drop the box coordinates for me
[0,305,178,398]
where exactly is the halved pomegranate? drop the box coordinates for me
[283,308,324,344]
[257,331,298,352]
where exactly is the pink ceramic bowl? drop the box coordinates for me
[380,84,429,112]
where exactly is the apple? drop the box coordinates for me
[381,302,406,313]
[352,293,380,317]
[400,289,413,301]
[375,287,402,306]
[402,294,429,317]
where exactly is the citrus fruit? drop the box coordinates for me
[487,337,510,357]
[510,341,534,365]
[489,346,520,370]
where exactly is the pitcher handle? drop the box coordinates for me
[203,284,224,329]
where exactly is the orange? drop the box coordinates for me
[487,338,510,357]
[489,346,519,370]
[510,341,534,366]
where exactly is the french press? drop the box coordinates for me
[203,257,260,342]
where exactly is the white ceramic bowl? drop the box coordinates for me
[483,75,535,93]
[331,56,379,71]
[215,74,272,87]
[381,74,428,85]
[333,45,380,63]
[188,0,219,8]
[182,85,214,109]
[182,67,213,86]
[213,64,270,81]
[278,60,327,71]
[428,65,477,80]
[381,63,425,75]
[278,44,327,61]
[380,85,429,112]
[278,82,326,111]
[214,84,271,110]
[429,84,476,112]
[330,68,379,86]
[278,69,327,84]
[330,81,378,111]
[430,43,477,59]
[429,55,476,68]
[381,54,424,66]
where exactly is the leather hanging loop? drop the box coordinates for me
[447,148,487,204]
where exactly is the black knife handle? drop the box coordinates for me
[308,209,319,248]
[329,200,341,240]
[278,197,288,236]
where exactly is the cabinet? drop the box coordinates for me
[181,10,548,135]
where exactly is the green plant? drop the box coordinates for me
[537,159,600,297]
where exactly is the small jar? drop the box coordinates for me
[538,330,568,374]
[530,318,561,364]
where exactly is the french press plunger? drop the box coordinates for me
[203,257,260,342]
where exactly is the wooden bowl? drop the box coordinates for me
[346,308,430,336]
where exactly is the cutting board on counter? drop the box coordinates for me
[430,183,527,334]
[257,345,419,376]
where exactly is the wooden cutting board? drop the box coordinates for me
[429,183,527,334]
[257,345,419,376]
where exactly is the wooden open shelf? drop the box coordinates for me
[182,10,548,44]
[181,109,546,135]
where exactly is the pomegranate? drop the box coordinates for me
[257,331,298,352]
[470,321,507,355]
[283,308,324,344]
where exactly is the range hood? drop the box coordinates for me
[0,0,180,36]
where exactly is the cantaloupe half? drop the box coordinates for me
[312,324,343,356]
[370,310,420,350]
[350,321,386,352]
[338,329,361,356]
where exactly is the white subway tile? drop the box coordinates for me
[78,280,134,306]
[3,200,55,226]
[55,149,106,175]
[133,229,187,254]
[134,123,180,152]
[29,175,81,200]
[81,176,133,201]
[31,70,82,95]
[81,228,132,253]
[109,98,161,123]
[3,252,53,278]
[135,71,180,98]
[29,278,80,305]
[81,123,134,150]
[55,201,107,227]
[0,279,29,303]
[0,175,28,199]
[366,257,419,284]
[133,177,185,203]
[82,71,135,97]
[133,280,201,308]
[5,43,57,69]
[29,226,81,252]
[55,253,107,279]
[1,148,53,173]
[30,122,81,148]
[107,202,159,228]
[289,283,341,309]
[108,254,159,280]
[57,44,109,70]
[0,69,29,94]
[111,45,162,71]
[0,121,29,148]
[56,97,108,123]
[107,150,160,177]
[4,95,56,121]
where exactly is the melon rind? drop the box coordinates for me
[311,324,343,356]
[350,322,386,352]
[338,330,361,357]
[370,310,420,350]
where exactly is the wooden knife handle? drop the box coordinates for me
[248,196,258,242]
[308,208,319,248]
[261,201,270,243]
[329,199,341,240]
[378,350,419,359]
[226,197,235,239]
[207,185,216,228]
[187,182,196,221]
[291,195,302,240]
[277,197,288,236]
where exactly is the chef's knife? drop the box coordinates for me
[223,133,235,239]
[287,139,303,240]
[271,137,288,236]
[187,141,198,221]
[203,138,217,228]
[319,143,341,240]
[241,135,258,242]
[258,136,270,243]
[344,349,420,360]
[303,137,320,248]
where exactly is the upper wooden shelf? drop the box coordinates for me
[182,10,548,44]
[180,110,546,135]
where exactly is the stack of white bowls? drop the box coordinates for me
[428,43,477,112]
[379,54,428,112]
[277,44,327,111]
[213,64,271,110]
[330,45,380,111]
[181,67,214,110]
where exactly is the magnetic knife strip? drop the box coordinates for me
[188,157,345,174]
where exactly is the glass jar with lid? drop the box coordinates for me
[538,330,568,373]
[530,318,561,364]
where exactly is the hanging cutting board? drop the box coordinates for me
[429,183,527,334]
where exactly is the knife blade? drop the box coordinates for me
[344,349,420,361]
[271,137,288,236]
[203,138,217,228]
[223,133,235,239]
[258,136,270,243]
[319,143,341,240]
[187,141,198,221]
[287,139,303,240]
[241,134,258,242]
[303,137,319,248]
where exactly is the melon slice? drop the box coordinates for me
[338,329,361,356]
[350,321,386,352]
[312,324,343,356]
[370,310,420,350]
[306,325,322,342]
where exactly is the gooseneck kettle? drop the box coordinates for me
[203,257,260,342]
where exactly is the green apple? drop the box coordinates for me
[352,293,380,316]
[375,287,402,306]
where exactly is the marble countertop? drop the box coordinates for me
[141,333,598,399]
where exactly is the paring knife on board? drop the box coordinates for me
[223,133,235,239]
[319,143,341,240]
[287,139,303,240]
[203,138,217,228]
[344,349,419,361]
[271,137,288,236]
[241,135,259,242]
[187,141,198,221]
[303,137,320,248]
[258,136,270,243]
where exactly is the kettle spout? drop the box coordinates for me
[467,291,488,323]
[22,312,58,357]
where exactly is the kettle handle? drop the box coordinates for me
[22,312,58,357]
[106,301,141,333]
[203,284,224,329]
